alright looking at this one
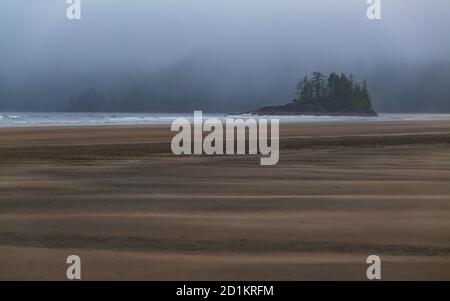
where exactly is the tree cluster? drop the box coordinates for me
[66,88,107,112]
[295,72,373,112]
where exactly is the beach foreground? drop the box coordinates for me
[1,121,450,280]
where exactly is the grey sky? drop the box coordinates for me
[2,0,449,77]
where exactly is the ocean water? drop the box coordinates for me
[0,112,450,127]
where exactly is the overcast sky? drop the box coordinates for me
[1,0,449,78]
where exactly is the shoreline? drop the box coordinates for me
[1,113,450,129]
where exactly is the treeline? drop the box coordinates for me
[295,72,373,112]
[64,61,218,112]
[66,89,107,112]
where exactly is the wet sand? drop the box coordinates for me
[1,121,450,280]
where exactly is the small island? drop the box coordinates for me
[248,72,377,116]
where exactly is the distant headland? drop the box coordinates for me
[248,72,377,116]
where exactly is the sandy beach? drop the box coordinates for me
[1,120,450,280]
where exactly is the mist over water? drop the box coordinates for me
[1,0,449,112]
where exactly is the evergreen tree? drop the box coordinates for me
[296,75,313,104]
[311,71,327,100]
